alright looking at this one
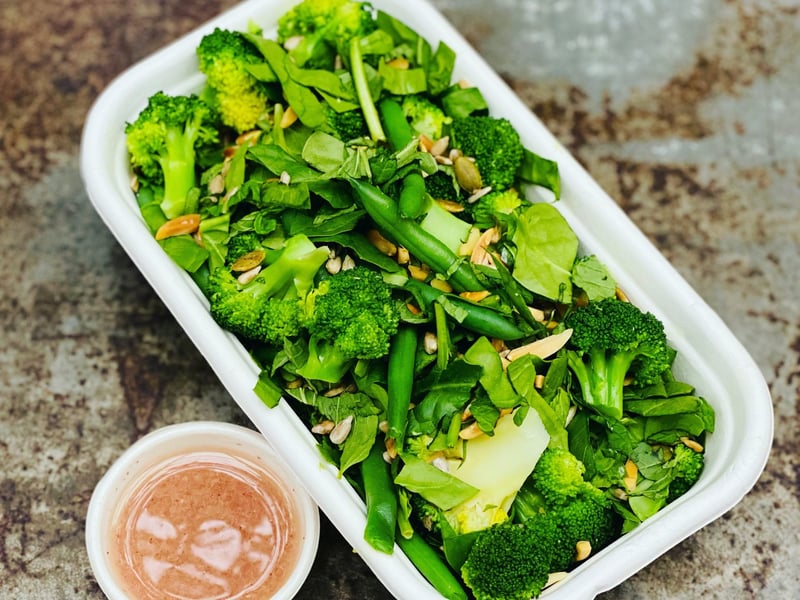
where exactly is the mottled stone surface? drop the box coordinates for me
[1,0,797,598]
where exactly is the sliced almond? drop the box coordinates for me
[459,290,491,303]
[506,329,573,362]
[154,214,201,241]
[280,106,298,128]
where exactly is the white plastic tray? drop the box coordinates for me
[80,0,773,597]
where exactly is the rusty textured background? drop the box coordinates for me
[1,0,798,598]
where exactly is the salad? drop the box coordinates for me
[123,1,715,598]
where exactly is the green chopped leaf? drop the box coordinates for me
[394,454,479,510]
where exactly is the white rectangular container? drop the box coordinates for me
[80,1,773,597]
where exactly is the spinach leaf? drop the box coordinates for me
[511,202,578,303]
[394,454,478,510]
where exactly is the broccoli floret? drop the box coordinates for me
[450,116,524,192]
[564,297,672,421]
[125,92,220,219]
[206,234,329,344]
[225,232,263,265]
[667,444,705,502]
[296,266,400,382]
[424,170,461,202]
[469,187,523,230]
[303,266,400,359]
[326,107,368,142]
[401,94,452,140]
[276,0,377,69]
[526,447,606,507]
[461,520,555,600]
[512,448,620,573]
[197,28,271,132]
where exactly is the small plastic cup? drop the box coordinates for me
[85,421,319,600]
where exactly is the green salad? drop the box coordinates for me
[124,1,715,598]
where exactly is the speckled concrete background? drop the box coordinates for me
[1,0,797,598]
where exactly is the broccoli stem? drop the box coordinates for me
[350,38,385,142]
[567,349,637,421]
[159,126,200,218]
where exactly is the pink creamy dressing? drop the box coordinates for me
[111,451,303,599]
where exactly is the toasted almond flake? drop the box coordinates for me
[323,385,349,397]
[326,255,342,274]
[231,249,267,272]
[681,436,705,452]
[534,374,546,389]
[396,246,410,265]
[154,214,201,241]
[129,174,140,193]
[280,106,298,128]
[408,264,429,281]
[418,134,434,153]
[575,541,592,562]
[430,278,452,293]
[470,227,500,267]
[529,306,547,322]
[236,129,261,146]
[457,79,471,89]
[460,290,491,303]
[430,136,450,157]
[434,154,453,165]
[613,488,629,501]
[623,459,638,491]
[279,170,291,185]
[456,227,481,257]
[615,286,630,302]
[385,437,398,460]
[311,420,335,435]
[459,422,484,440]
[406,302,422,315]
[437,199,465,213]
[341,255,356,270]
[378,420,389,433]
[237,265,262,285]
[506,329,574,362]
[367,229,397,256]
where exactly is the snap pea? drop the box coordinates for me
[387,325,418,444]
[361,440,398,554]
[348,177,484,292]
[405,278,528,341]
[378,97,427,218]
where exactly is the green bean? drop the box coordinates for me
[348,177,484,292]
[387,325,418,444]
[396,532,468,600]
[405,278,528,340]
[361,440,398,554]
